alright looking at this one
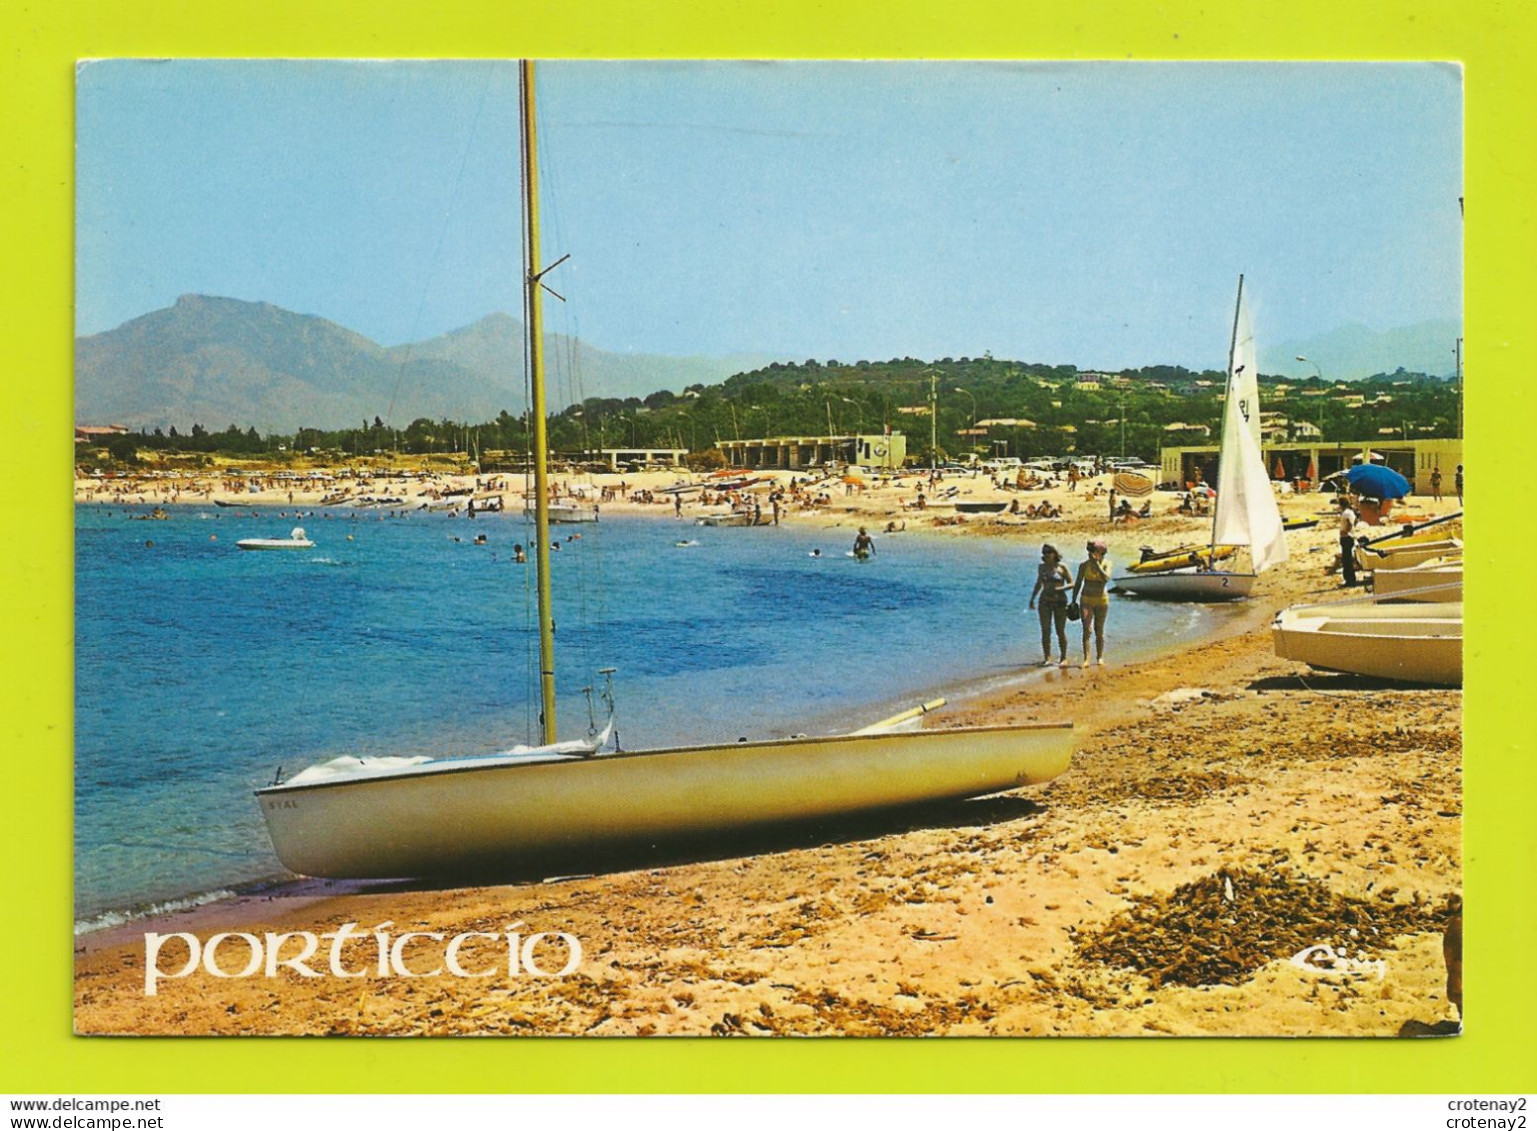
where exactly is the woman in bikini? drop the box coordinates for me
[1027,544,1073,666]
[1072,539,1112,667]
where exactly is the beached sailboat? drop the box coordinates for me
[1115,276,1287,602]
[1272,598,1462,686]
[255,62,1072,880]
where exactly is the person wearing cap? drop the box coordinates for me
[1072,539,1113,667]
[1027,544,1073,666]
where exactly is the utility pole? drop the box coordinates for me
[929,372,938,469]
[1455,337,1463,440]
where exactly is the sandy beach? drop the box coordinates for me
[73,465,1463,1036]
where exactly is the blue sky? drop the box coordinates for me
[76,60,1461,374]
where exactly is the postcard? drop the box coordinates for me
[70,59,1463,1039]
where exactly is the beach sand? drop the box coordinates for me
[72,466,1463,1037]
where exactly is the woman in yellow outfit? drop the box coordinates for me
[1072,539,1112,667]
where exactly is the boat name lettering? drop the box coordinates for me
[142,919,582,995]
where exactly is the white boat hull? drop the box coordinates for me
[695,512,755,527]
[1358,538,1462,572]
[256,723,1073,879]
[236,539,314,550]
[1113,569,1255,602]
[1372,559,1462,602]
[525,504,598,523]
[1272,600,1461,686]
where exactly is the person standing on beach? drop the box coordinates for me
[1072,539,1112,667]
[1430,466,1443,501]
[1455,464,1463,505]
[1028,544,1073,666]
[1337,497,1360,587]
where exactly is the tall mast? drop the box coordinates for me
[1213,273,1244,553]
[521,60,558,743]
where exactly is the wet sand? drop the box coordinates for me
[73,488,1462,1036]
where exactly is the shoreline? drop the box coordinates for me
[70,579,1259,944]
[74,614,1461,1037]
[73,467,1463,1036]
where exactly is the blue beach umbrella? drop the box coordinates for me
[1343,463,1412,499]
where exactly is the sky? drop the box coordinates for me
[76,60,1462,375]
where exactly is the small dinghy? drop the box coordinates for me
[1372,557,1462,602]
[1272,598,1461,686]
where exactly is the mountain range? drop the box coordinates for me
[1262,319,1462,382]
[76,294,1461,433]
[75,295,775,433]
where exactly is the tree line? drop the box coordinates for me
[82,357,1460,468]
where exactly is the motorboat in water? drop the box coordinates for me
[236,527,314,551]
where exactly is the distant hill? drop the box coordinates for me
[1263,319,1462,381]
[75,295,774,432]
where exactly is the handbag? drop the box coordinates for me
[1065,600,1082,620]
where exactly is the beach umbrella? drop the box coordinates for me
[1112,471,1154,497]
[1272,457,1286,480]
[1305,458,1316,481]
[1343,463,1411,500]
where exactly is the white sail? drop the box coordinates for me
[1211,278,1288,573]
[1229,288,1263,450]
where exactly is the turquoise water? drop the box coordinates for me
[75,503,1230,927]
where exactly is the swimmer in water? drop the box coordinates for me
[852,526,875,561]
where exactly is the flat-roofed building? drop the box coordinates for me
[716,432,907,471]
[1159,436,1462,494]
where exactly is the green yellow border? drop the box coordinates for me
[4,0,1532,1095]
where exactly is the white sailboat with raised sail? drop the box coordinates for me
[1115,275,1288,602]
[255,62,1072,881]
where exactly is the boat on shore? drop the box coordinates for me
[1124,544,1238,575]
[953,500,1009,514]
[695,511,757,527]
[236,526,314,551]
[1359,537,1463,572]
[1115,275,1287,603]
[257,722,1072,878]
[1272,598,1462,686]
[255,61,1074,881]
[527,501,599,523]
[1372,557,1462,602]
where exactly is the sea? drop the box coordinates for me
[75,502,1244,931]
